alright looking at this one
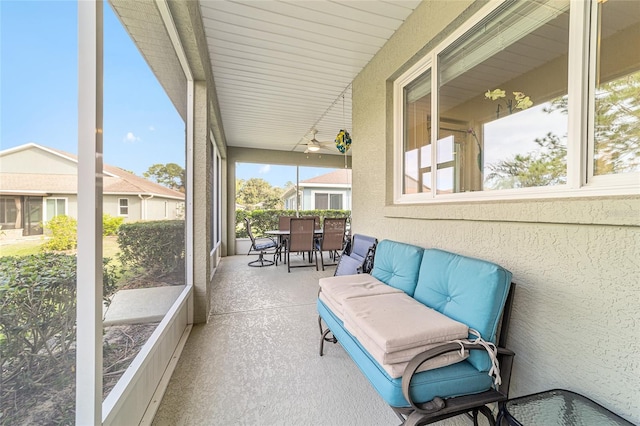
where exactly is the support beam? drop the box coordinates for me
[76,0,103,424]
[192,80,211,323]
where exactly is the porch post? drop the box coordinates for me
[192,80,211,323]
[76,0,103,424]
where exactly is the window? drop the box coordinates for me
[591,0,640,177]
[394,0,639,202]
[118,198,129,216]
[211,141,222,247]
[314,192,343,210]
[330,194,343,210]
[404,69,432,194]
[0,197,19,228]
[45,198,68,221]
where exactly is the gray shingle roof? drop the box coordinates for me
[0,143,184,199]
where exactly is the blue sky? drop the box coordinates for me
[1,1,185,176]
[0,1,339,188]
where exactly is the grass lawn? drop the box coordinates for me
[0,238,46,256]
[0,236,121,258]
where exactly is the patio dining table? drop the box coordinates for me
[265,229,323,265]
[265,229,323,237]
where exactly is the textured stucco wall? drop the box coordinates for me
[351,1,640,423]
[193,81,212,324]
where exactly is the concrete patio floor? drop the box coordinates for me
[151,254,403,425]
[151,254,478,426]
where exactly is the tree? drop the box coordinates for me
[486,70,639,188]
[143,163,185,192]
[592,72,640,174]
[485,133,567,189]
[236,178,283,210]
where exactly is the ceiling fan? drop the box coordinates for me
[304,129,334,153]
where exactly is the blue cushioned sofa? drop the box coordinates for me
[317,239,516,425]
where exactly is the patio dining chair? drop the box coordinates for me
[301,215,321,231]
[286,218,318,273]
[276,215,295,264]
[316,217,348,270]
[244,217,277,267]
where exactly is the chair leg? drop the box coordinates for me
[320,250,325,271]
[287,248,291,273]
[248,251,274,267]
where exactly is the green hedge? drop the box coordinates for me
[236,209,351,238]
[0,253,118,421]
[117,220,185,275]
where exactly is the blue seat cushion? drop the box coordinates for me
[412,249,512,371]
[371,240,424,296]
[318,299,492,407]
[254,240,276,250]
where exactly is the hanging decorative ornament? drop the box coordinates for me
[335,129,352,154]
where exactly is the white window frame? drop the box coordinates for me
[211,135,222,248]
[43,197,68,222]
[311,190,345,210]
[393,0,639,205]
[118,198,129,216]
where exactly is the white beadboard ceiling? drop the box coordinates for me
[199,0,422,154]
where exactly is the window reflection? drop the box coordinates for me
[593,0,640,176]
[438,0,570,191]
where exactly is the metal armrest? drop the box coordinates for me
[401,342,514,414]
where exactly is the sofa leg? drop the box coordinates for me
[319,328,337,356]
[472,406,496,426]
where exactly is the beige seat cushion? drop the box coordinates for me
[342,292,469,353]
[318,292,342,319]
[319,274,403,320]
[346,315,468,364]
[349,322,468,378]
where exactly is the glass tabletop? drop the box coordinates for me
[503,389,634,426]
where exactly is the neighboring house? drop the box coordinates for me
[0,143,185,237]
[282,169,352,211]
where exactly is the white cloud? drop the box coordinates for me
[148,125,156,131]
[123,132,141,143]
[259,165,271,174]
[483,103,567,166]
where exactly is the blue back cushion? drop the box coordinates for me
[371,240,424,296]
[413,249,512,371]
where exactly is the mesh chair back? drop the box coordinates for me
[320,218,347,251]
[302,215,321,230]
[279,216,294,231]
[244,217,257,246]
[334,234,378,276]
[288,218,315,252]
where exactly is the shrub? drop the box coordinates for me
[43,215,77,251]
[103,214,124,236]
[0,252,118,419]
[117,220,185,275]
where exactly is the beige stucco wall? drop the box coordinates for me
[351,1,639,423]
[102,195,182,222]
[0,146,78,174]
